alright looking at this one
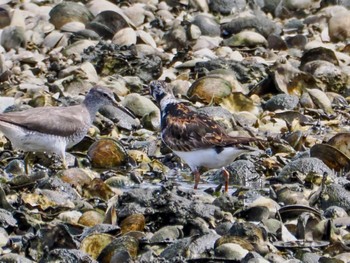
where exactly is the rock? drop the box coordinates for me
[263,94,299,111]
[121,93,159,118]
[192,14,221,37]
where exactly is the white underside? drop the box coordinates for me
[173,147,250,171]
[0,122,83,157]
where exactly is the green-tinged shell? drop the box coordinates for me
[80,233,115,259]
[87,138,128,168]
[187,76,232,104]
[49,2,93,29]
[120,214,145,234]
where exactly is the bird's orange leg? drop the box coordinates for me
[223,168,230,192]
[193,170,201,189]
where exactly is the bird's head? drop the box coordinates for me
[149,80,170,104]
[87,86,119,107]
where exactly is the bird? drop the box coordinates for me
[150,80,260,192]
[0,86,121,169]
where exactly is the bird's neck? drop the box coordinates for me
[160,94,178,112]
[82,95,103,122]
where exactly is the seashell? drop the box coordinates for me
[43,30,68,49]
[120,214,145,234]
[285,34,307,49]
[150,225,183,244]
[137,30,157,48]
[0,7,10,29]
[223,31,267,47]
[310,144,350,172]
[78,210,105,227]
[300,46,339,69]
[272,60,316,96]
[80,233,115,259]
[122,4,150,27]
[121,93,159,118]
[327,133,350,158]
[87,11,129,39]
[87,138,128,169]
[87,0,134,27]
[187,76,232,104]
[215,243,249,260]
[163,21,188,50]
[49,2,94,30]
[306,88,334,115]
[104,175,135,188]
[328,9,350,42]
[278,204,322,222]
[141,110,161,131]
[10,9,26,29]
[57,210,82,224]
[192,36,222,51]
[63,39,98,56]
[189,24,201,40]
[0,26,26,51]
[84,178,114,201]
[112,27,137,46]
[268,34,287,50]
[282,131,306,151]
[273,240,329,249]
[5,159,25,175]
[97,235,139,262]
[220,93,260,115]
[128,150,151,164]
[275,185,308,205]
[60,21,85,33]
[60,168,92,188]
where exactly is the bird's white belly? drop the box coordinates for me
[173,147,248,171]
[0,122,69,157]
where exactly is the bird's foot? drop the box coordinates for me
[223,168,230,192]
[193,170,201,190]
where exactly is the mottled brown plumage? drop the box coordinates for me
[150,80,260,191]
[161,102,257,152]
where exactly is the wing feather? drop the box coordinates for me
[161,103,257,151]
[0,105,90,136]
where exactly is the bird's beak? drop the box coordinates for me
[115,103,136,119]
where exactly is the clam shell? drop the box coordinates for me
[310,143,350,171]
[80,233,115,259]
[120,214,145,234]
[87,10,129,39]
[49,2,93,29]
[112,27,137,46]
[97,235,139,262]
[327,133,350,158]
[87,138,128,169]
[278,205,322,222]
[187,76,232,104]
[78,210,105,227]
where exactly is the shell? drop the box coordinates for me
[80,233,115,259]
[187,76,232,104]
[87,11,129,39]
[87,138,128,169]
[49,2,93,29]
[120,214,145,234]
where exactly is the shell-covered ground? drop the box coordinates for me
[0,0,350,262]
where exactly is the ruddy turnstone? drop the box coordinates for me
[0,86,121,169]
[150,80,260,191]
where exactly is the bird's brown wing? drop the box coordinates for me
[0,105,90,136]
[161,103,257,152]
